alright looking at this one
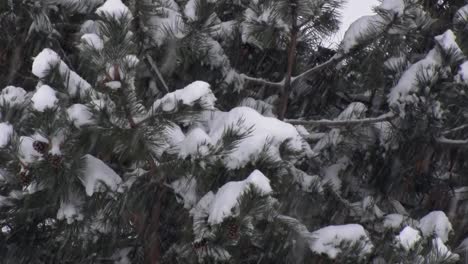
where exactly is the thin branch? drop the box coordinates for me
[436,137,468,146]
[240,54,344,89]
[291,54,344,83]
[286,112,395,127]
[145,54,170,94]
[240,74,284,88]
[442,124,468,136]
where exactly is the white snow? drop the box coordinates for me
[57,196,84,224]
[454,5,468,24]
[455,61,468,84]
[81,33,104,50]
[153,81,216,112]
[430,237,460,262]
[205,107,305,169]
[18,134,48,164]
[396,226,421,251]
[105,81,122,90]
[80,154,122,196]
[96,0,131,19]
[32,48,91,97]
[207,170,272,224]
[171,176,197,209]
[378,0,405,16]
[49,131,65,155]
[80,20,100,35]
[322,157,350,193]
[67,104,95,128]
[434,30,462,55]
[309,224,373,259]
[418,211,452,243]
[177,128,212,158]
[32,48,61,78]
[383,213,404,230]
[388,48,441,106]
[123,55,139,68]
[184,0,197,20]
[0,123,13,148]
[147,1,185,46]
[341,15,384,53]
[0,86,27,106]
[31,85,58,112]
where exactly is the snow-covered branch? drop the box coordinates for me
[291,55,344,82]
[286,112,395,127]
[240,74,284,88]
[240,55,344,89]
[436,137,468,146]
[442,124,468,136]
[144,54,170,94]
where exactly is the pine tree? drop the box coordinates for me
[3,0,468,263]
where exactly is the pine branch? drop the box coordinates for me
[240,54,343,89]
[291,54,344,83]
[240,74,284,88]
[144,54,170,94]
[442,124,468,136]
[285,112,395,127]
[436,137,468,146]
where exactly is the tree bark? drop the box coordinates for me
[278,1,298,120]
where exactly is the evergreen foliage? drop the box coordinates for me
[2,0,468,263]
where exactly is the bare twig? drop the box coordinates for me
[442,124,468,136]
[240,74,284,88]
[286,112,395,127]
[145,54,170,94]
[436,137,468,146]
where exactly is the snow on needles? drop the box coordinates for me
[0,86,27,106]
[80,154,122,196]
[0,123,13,148]
[207,170,272,224]
[455,61,468,84]
[418,211,453,243]
[31,85,58,112]
[388,30,462,107]
[153,81,216,112]
[396,226,421,251]
[32,48,91,97]
[81,33,104,50]
[340,0,405,53]
[32,48,61,78]
[378,0,405,16]
[434,30,463,56]
[309,224,373,259]
[206,107,305,169]
[67,104,95,128]
[96,0,132,19]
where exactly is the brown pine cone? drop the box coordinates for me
[33,141,49,155]
[193,239,208,250]
[47,154,63,168]
[19,170,32,186]
[227,222,239,240]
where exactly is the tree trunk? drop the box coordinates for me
[278,1,298,120]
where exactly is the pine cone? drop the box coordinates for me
[19,171,31,186]
[33,141,49,154]
[193,239,208,250]
[227,222,239,240]
[47,154,62,168]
